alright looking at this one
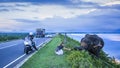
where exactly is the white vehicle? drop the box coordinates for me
[24,38,33,54]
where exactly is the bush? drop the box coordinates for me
[67,50,120,68]
[67,50,93,68]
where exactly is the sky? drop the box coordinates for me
[0,0,120,33]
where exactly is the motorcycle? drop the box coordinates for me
[24,40,33,54]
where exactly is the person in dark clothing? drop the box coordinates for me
[28,32,38,50]
[55,42,64,55]
[31,40,38,50]
[56,44,64,52]
[55,42,71,55]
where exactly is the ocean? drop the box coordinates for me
[67,34,120,60]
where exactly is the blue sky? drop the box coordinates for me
[0,0,120,32]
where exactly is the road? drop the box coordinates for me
[0,38,50,68]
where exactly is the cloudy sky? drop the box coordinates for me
[0,0,120,33]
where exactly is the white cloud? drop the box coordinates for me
[0,17,22,32]
[70,0,120,6]
[81,0,119,5]
[0,3,96,20]
[0,17,38,32]
[101,1,120,6]
[0,2,120,32]
[0,18,18,28]
[0,3,98,32]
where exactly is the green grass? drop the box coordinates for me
[21,34,120,68]
[21,35,70,68]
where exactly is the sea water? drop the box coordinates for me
[67,34,120,60]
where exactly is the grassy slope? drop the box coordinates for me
[21,34,120,68]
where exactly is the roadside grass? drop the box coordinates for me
[21,35,71,68]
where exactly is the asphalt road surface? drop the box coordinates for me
[0,38,50,68]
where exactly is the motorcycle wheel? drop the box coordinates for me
[26,50,29,54]
[25,47,29,54]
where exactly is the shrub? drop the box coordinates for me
[67,50,120,68]
[67,50,93,68]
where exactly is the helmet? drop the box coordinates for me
[29,32,33,35]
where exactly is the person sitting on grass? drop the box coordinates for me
[55,42,71,55]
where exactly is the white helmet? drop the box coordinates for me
[29,32,33,35]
